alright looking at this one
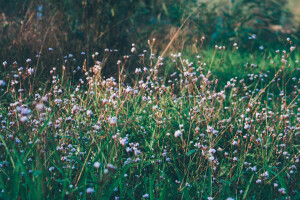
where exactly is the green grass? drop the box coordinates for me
[0,41,299,200]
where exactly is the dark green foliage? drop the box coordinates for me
[0,0,298,61]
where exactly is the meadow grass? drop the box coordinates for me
[0,39,299,200]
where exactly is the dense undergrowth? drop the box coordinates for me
[0,39,299,199]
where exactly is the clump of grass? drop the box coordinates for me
[0,38,299,199]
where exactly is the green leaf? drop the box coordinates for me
[186,149,197,156]
[243,174,254,200]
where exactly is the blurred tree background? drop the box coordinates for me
[0,0,299,69]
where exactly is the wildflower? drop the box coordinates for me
[134,149,141,156]
[107,164,117,170]
[35,103,44,111]
[41,96,48,102]
[110,117,117,125]
[119,137,128,146]
[142,194,149,198]
[28,68,34,75]
[262,171,269,179]
[281,58,287,65]
[0,80,5,86]
[87,110,93,117]
[152,105,158,111]
[209,149,216,155]
[256,179,261,184]
[290,46,295,52]
[278,188,286,194]
[54,99,62,105]
[102,99,109,105]
[20,116,28,123]
[86,188,94,193]
[131,47,136,53]
[93,162,101,169]
[174,130,182,137]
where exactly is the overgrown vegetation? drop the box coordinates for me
[0,0,300,199]
[1,0,299,64]
[0,37,299,199]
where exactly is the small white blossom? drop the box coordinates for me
[110,117,117,125]
[174,130,182,137]
[94,162,101,168]
[86,188,94,193]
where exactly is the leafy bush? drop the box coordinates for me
[0,0,298,60]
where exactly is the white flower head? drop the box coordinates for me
[0,80,6,86]
[93,162,101,169]
[20,116,28,123]
[28,68,34,75]
[174,130,182,137]
[110,117,117,125]
[86,188,94,193]
[35,103,44,111]
[87,110,93,117]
